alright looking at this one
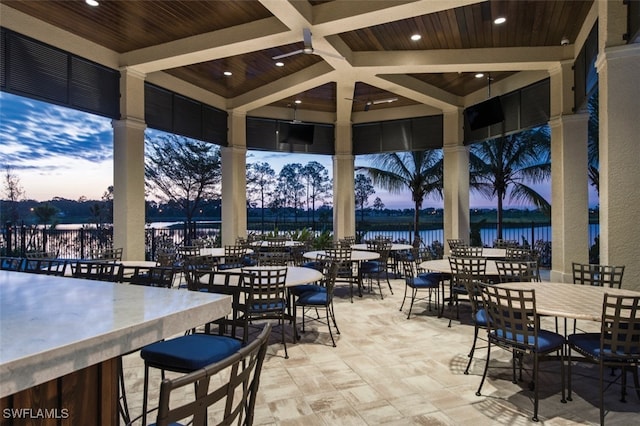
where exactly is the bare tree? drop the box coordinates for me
[3,166,26,223]
[354,173,375,223]
[247,162,276,232]
[301,161,331,227]
[145,135,221,227]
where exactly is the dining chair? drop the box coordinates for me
[447,238,467,251]
[325,247,359,302]
[218,245,248,270]
[451,246,484,257]
[567,294,640,425]
[456,271,490,375]
[493,239,518,248]
[477,285,566,422]
[359,239,393,299]
[22,258,67,276]
[71,260,122,282]
[446,256,487,326]
[572,262,625,288]
[243,267,292,358]
[398,255,441,319]
[495,260,540,283]
[139,270,253,426]
[128,266,175,288]
[90,247,123,262]
[182,255,218,290]
[505,246,535,261]
[0,256,24,271]
[295,260,340,347]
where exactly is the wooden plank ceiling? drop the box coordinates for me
[2,0,593,115]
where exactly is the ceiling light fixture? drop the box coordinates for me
[85,0,99,6]
[475,73,485,78]
[494,17,506,24]
[223,71,232,76]
[275,61,284,67]
[294,99,302,104]
[410,34,421,41]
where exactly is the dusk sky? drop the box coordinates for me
[0,91,580,210]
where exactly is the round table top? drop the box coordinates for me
[419,258,500,276]
[227,266,323,287]
[351,243,413,251]
[481,248,507,259]
[303,250,379,261]
[199,247,254,257]
[250,240,303,248]
[497,281,640,321]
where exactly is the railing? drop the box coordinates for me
[2,220,599,266]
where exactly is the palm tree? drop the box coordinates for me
[469,127,551,239]
[358,150,443,242]
[587,90,599,194]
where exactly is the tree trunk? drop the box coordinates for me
[413,200,420,241]
[496,192,504,240]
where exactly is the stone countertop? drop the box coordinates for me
[0,270,231,398]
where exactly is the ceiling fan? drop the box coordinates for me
[272,28,345,60]
[345,97,398,111]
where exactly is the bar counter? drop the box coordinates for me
[0,270,231,424]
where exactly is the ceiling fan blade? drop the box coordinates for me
[311,49,345,60]
[344,97,364,103]
[372,97,398,104]
[272,49,304,60]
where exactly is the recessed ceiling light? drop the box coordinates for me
[275,62,284,67]
[410,34,422,41]
[223,71,232,76]
[86,0,99,6]
[494,17,506,24]
[475,73,485,78]
[294,100,302,104]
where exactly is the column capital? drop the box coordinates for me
[111,117,147,131]
[119,66,146,80]
[595,43,640,72]
[548,112,589,129]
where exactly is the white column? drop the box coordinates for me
[442,108,469,253]
[221,112,247,247]
[597,1,640,290]
[549,63,590,282]
[112,68,146,260]
[332,121,355,241]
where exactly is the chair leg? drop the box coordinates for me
[567,347,573,401]
[329,302,340,335]
[464,325,479,375]
[385,271,393,295]
[599,360,605,426]
[118,358,131,425]
[325,309,336,347]
[400,284,409,312]
[476,339,492,396]
[142,364,150,426]
[532,353,539,422]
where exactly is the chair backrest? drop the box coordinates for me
[71,261,122,282]
[325,247,351,261]
[495,260,540,283]
[222,245,247,268]
[481,285,539,349]
[90,247,123,262]
[457,270,487,319]
[572,262,625,288]
[197,270,250,342]
[493,239,518,249]
[338,236,355,248]
[447,238,467,250]
[505,247,534,261]
[399,257,417,280]
[129,266,175,288]
[243,267,288,315]
[0,256,25,271]
[176,246,201,260]
[600,294,640,360]
[153,323,272,426]
[155,249,177,267]
[451,246,483,257]
[449,256,487,277]
[22,258,67,276]
[183,256,218,290]
[257,250,289,266]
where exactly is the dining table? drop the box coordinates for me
[250,240,303,248]
[225,265,323,287]
[496,281,640,321]
[351,243,414,251]
[199,247,254,257]
[0,270,231,424]
[419,258,501,276]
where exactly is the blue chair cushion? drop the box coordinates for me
[407,276,439,289]
[297,290,328,305]
[360,261,382,273]
[493,328,564,352]
[290,284,326,296]
[475,308,489,326]
[568,333,640,359]
[251,301,286,312]
[416,272,441,285]
[141,334,242,372]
